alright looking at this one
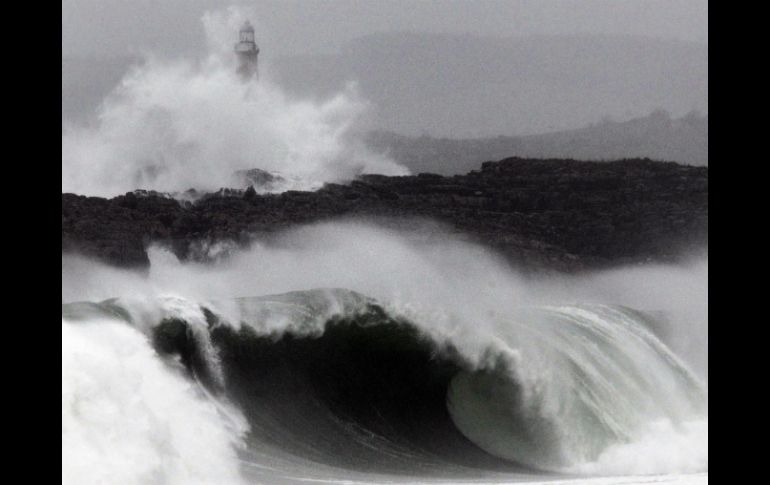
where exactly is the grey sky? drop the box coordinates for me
[62,0,708,59]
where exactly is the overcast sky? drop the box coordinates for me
[62,0,708,59]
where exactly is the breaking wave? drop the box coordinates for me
[61,7,407,198]
[62,287,707,484]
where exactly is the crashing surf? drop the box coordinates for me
[62,287,707,484]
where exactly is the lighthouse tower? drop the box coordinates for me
[235,21,259,80]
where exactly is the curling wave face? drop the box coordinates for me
[62,288,707,483]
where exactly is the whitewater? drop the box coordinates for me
[62,223,707,485]
[62,7,707,484]
[61,8,406,198]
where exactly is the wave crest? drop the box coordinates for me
[63,288,707,477]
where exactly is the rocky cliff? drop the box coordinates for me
[61,157,708,273]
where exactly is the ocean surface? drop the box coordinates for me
[63,260,707,485]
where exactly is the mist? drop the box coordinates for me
[63,0,708,60]
[61,7,406,197]
[62,220,707,380]
[63,1,707,139]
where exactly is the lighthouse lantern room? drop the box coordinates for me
[235,21,259,80]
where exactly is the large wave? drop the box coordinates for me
[63,288,706,483]
[62,222,707,484]
[61,7,407,197]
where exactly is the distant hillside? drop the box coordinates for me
[363,110,708,175]
[63,33,707,138]
[272,32,708,137]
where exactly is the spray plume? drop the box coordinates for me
[61,7,407,197]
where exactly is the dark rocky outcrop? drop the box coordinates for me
[61,157,708,273]
[232,168,285,188]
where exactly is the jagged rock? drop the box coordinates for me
[61,157,708,273]
[231,168,289,191]
[243,186,257,200]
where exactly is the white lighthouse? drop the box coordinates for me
[235,21,259,81]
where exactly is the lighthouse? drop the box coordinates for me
[235,21,259,80]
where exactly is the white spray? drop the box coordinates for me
[61,7,407,197]
[62,318,248,485]
[62,221,707,479]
